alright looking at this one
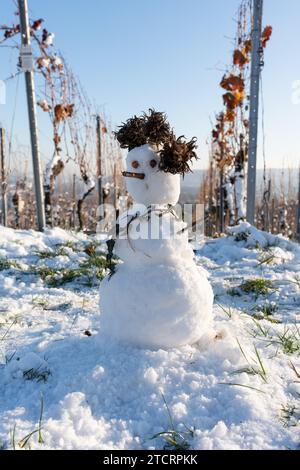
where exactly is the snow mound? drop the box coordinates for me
[0,224,299,450]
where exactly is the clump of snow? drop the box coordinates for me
[227,222,295,252]
[52,56,62,68]
[78,176,95,200]
[44,32,55,46]
[45,154,63,185]
[39,58,51,69]
[4,353,50,382]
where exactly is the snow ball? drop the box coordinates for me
[143,367,158,385]
[211,421,228,438]
[171,402,187,419]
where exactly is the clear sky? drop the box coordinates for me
[0,0,300,172]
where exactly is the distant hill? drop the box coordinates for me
[180,168,299,202]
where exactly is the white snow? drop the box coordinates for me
[0,223,299,450]
[52,56,62,68]
[78,175,96,200]
[45,153,63,185]
[44,33,55,47]
[39,58,51,69]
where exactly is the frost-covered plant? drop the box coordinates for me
[23,366,51,383]
[0,438,7,450]
[150,394,194,450]
[232,340,268,383]
[12,396,45,449]
[34,247,69,259]
[239,279,274,296]
[253,301,279,322]
[31,242,115,287]
[0,258,21,271]
[280,404,300,428]
[258,301,278,315]
[257,252,277,266]
[32,297,50,310]
[234,230,251,242]
[275,327,300,355]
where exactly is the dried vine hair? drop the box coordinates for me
[143,108,171,146]
[115,115,147,151]
[115,109,171,150]
[159,135,198,176]
[115,109,198,175]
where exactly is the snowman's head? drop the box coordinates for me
[115,109,198,206]
[124,144,180,206]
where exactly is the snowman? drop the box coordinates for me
[100,109,214,349]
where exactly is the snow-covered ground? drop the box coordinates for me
[0,223,299,450]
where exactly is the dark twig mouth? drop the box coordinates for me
[122,171,145,180]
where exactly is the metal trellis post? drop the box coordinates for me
[18,0,45,231]
[246,0,264,225]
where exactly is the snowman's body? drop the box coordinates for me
[100,144,214,349]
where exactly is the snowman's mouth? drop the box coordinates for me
[122,171,145,180]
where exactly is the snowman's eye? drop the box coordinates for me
[150,159,157,168]
[131,160,140,169]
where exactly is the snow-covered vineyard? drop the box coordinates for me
[0,223,299,450]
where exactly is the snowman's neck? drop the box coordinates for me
[146,203,172,211]
[139,204,180,221]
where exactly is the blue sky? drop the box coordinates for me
[0,0,300,172]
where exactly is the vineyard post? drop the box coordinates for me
[219,168,225,233]
[297,167,300,242]
[72,174,76,229]
[96,115,103,208]
[18,0,45,232]
[208,159,213,236]
[246,0,264,225]
[0,128,7,226]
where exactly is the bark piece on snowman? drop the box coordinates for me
[115,109,198,206]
